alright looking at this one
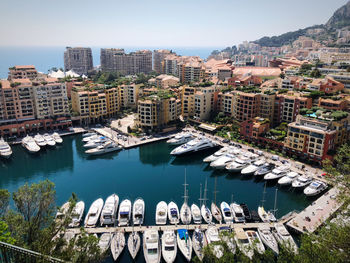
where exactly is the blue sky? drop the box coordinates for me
[0,0,347,47]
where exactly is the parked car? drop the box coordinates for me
[222,139,230,143]
[272,155,279,161]
[236,144,242,149]
[247,149,254,153]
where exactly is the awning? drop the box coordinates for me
[198,123,217,132]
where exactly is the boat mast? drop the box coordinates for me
[183,169,189,204]
[203,178,208,207]
[272,188,278,217]
[213,176,218,205]
[231,193,234,204]
[261,182,267,207]
[199,183,203,207]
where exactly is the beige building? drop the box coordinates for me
[64,47,93,75]
[153,50,173,73]
[119,84,140,109]
[154,74,179,88]
[8,65,38,80]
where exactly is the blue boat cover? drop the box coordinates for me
[223,208,230,212]
[178,229,188,240]
[170,208,178,215]
[120,211,129,215]
[219,226,230,230]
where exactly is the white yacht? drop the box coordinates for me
[155,201,167,225]
[258,226,279,254]
[52,132,63,144]
[84,198,104,227]
[264,166,290,180]
[43,133,56,146]
[82,134,98,142]
[170,137,216,156]
[83,136,108,149]
[168,201,180,225]
[55,202,70,222]
[191,204,201,224]
[192,228,207,261]
[177,229,192,262]
[225,157,252,173]
[205,226,224,259]
[254,163,275,177]
[82,132,96,138]
[34,134,47,147]
[98,233,112,253]
[69,201,85,227]
[85,141,122,155]
[258,206,276,223]
[241,159,266,176]
[246,230,265,254]
[210,153,236,169]
[180,202,191,225]
[221,201,234,223]
[278,171,300,186]
[22,136,40,153]
[203,147,228,163]
[128,232,141,260]
[161,231,177,263]
[133,198,145,225]
[201,204,212,224]
[272,223,298,253]
[234,228,254,259]
[111,232,125,261]
[292,175,313,189]
[211,202,222,223]
[143,230,161,263]
[100,194,119,225]
[230,202,245,223]
[0,138,12,159]
[166,133,193,145]
[118,199,132,226]
[304,181,327,196]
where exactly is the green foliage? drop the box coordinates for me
[278,89,288,94]
[310,69,321,78]
[330,110,348,121]
[0,189,10,217]
[235,86,261,93]
[0,221,15,244]
[306,91,325,99]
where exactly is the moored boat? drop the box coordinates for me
[177,229,192,262]
[168,201,180,225]
[221,201,234,224]
[205,225,224,259]
[170,137,216,156]
[166,133,193,145]
[161,230,177,263]
[231,202,245,223]
[34,134,47,147]
[43,133,56,147]
[84,198,104,227]
[240,203,252,222]
[264,166,290,181]
[118,199,132,226]
[143,230,161,263]
[219,227,236,255]
[98,233,112,253]
[100,194,119,226]
[241,159,266,176]
[155,201,167,225]
[254,163,275,177]
[258,225,279,254]
[203,147,228,163]
[246,230,265,254]
[278,171,300,186]
[111,232,125,261]
[303,180,327,196]
[192,228,207,261]
[69,201,85,227]
[0,138,12,159]
[191,204,201,224]
[291,175,313,189]
[133,198,145,225]
[52,132,63,144]
[128,231,141,260]
[55,202,70,223]
[201,204,212,224]
[234,228,254,259]
[22,135,40,153]
[272,223,298,253]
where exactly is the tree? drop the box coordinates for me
[0,189,10,217]
[0,221,15,244]
[310,69,321,78]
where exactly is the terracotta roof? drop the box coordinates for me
[233,67,281,77]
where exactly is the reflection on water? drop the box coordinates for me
[139,141,172,166]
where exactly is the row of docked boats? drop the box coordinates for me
[68,223,297,262]
[204,146,328,197]
[82,132,122,155]
[21,132,63,153]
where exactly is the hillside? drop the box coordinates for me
[326,0,350,28]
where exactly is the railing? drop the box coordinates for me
[0,241,64,263]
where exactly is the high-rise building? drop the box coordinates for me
[153,49,173,73]
[8,65,38,80]
[64,47,93,75]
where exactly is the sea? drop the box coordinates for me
[0,46,222,79]
[0,134,312,262]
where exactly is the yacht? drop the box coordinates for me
[83,136,108,148]
[304,181,327,196]
[240,203,252,222]
[55,202,70,223]
[84,198,104,227]
[231,203,245,223]
[246,230,265,254]
[168,202,180,225]
[291,175,313,189]
[155,201,167,225]
[220,201,234,223]
[258,206,276,223]
[170,137,216,156]
[264,166,290,180]
[211,202,222,223]
[82,134,99,142]
[219,227,236,255]
[210,153,236,169]
[166,133,193,145]
[161,231,177,263]
[43,133,56,146]
[205,226,224,259]
[143,230,161,263]
[118,199,132,226]
[201,204,212,224]
[34,134,47,147]
[68,201,85,227]
[98,233,112,253]
[0,138,12,159]
[128,231,141,260]
[82,132,96,138]
[100,194,119,225]
[192,228,207,261]
[177,229,192,262]
[111,232,125,261]
[225,157,252,173]
[52,132,63,144]
[133,198,145,225]
[278,171,300,186]
[272,223,298,253]
[191,204,201,224]
[258,226,279,254]
[203,147,228,163]
[241,159,266,176]
[234,228,254,259]
[22,136,40,153]
[180,202,191,225]
[254,163,275,177]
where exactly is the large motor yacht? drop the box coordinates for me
[133,198,145,225]
[241,159,266,175]
[166,133,193,145]
[0,138,12,159]
[264,166,290,180]
[100,194,119,225]
[278,171,300,186]
[170,137,216,156]
[34,134,47,147]
[226,156,252,173]
[161,230,177,263]
[210,153,236,169]
[83,136,108,149]
[203,147,229,163]
[22,136,40,153]
[84,198,104,227]
[43,133,56,147]
[304,180,327,196]
[291,175,313,189]
[143,230,161,263]
[85,141,122,155]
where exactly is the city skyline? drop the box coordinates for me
[0,0,348,47]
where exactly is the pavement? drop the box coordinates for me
[110,114,136,134]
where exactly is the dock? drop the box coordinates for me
[287,187,342,234]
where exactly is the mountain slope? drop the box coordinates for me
[326,0,350,28]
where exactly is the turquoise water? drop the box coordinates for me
[0,135,311,262]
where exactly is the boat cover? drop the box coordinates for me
[170,208,178,216]
[178,229,188,240]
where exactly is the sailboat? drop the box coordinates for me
[258,184,277,223]
[211,177,222,223]
[128,230,141,260]
[191,184,202,224]
[192,227,208,261]
[201,179,212,224]
[180,170,192,225]
[111,231,125,261]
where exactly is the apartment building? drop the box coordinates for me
[88,91,107,121]
[307,77,344,94]
[100,48,124,72]
[105,88,120,117]
[217,93,234,116]
[150,74,179,89]
[177,60,202,84]
[153,49,173,73]
[119,84,140,109]
[181,86,196,119]
[232,91,261,122]
[8,65,38,80]
[240,117,270,140]
[259,93,275,125]
[64,47,93,75]
[194,86,217,121]
[318,98,348,111]
[228,75,262,87]
[162,54,180,76]
[137,95,181,131]
[71,89,90,124]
